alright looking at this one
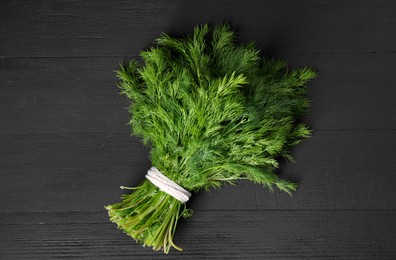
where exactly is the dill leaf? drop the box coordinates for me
[106,24,316,253]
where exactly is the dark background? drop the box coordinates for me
[1,0,396,259]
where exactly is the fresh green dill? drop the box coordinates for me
[105,24,316,253]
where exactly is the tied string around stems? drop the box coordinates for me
[145,166,191,203]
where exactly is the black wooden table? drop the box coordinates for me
[1,0,396,259]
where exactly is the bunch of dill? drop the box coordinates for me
[105,24,316,253]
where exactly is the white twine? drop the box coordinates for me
[145,166,191,203]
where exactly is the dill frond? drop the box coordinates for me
[106,24,316,253]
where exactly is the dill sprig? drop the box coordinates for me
[105,24,316,253]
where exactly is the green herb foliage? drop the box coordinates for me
[105,24,316,253]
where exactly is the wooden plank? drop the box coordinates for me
[1,130,395,212]
[1,1,395,259]
[1,210,395,259]
[1,53,396,133]
[1,0,396,57]
[0,56,128,134]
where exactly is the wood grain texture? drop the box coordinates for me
[1,211,396,259]
[1,53,396,133]
[1,0,396,259]
[1,131,395,212]
[1,0,396,57]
